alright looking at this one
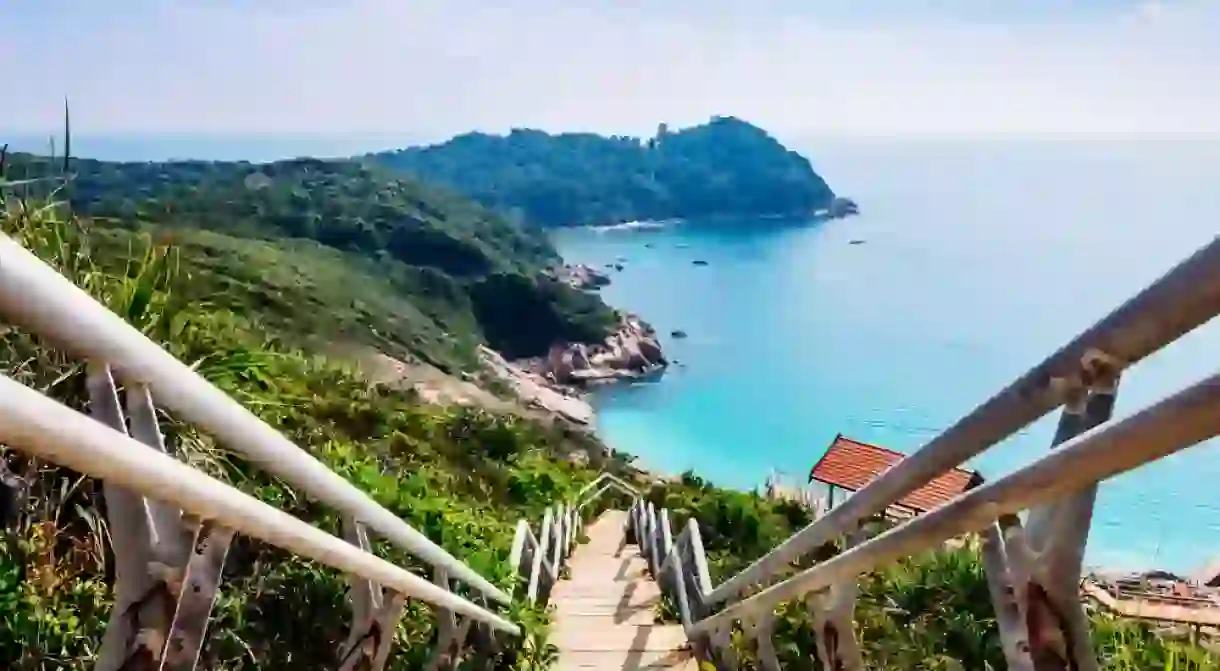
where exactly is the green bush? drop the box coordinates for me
[648,478,1219,670]
[0,190,610,669]
[4,150,618,365]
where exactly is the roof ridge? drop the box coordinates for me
[808,434,982,513]
[831,434,980,477]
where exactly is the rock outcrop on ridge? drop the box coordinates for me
[543,314,667,385]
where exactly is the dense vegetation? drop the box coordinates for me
[646,474,1220,670]
[4,152,616,364]
[371,116,836,228]
[0,186,632,669]
[1,127,1208,670]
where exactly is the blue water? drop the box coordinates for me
[554,136,1220,574]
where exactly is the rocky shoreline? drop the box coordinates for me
[473,312,669,427]
[540,313,667,385]
[550,263,611,291]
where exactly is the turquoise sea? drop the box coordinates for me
[554,136,1220,575]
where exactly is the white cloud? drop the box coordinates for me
[4,0,1220,137]
[1135,0,1169,22]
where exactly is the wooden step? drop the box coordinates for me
[553,624,689,651]
[553,510,692,671]
[551,608,658,625]
[556,648,698,670]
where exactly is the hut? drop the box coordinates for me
[807,434,983,517]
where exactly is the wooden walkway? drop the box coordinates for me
[552,510,697,670]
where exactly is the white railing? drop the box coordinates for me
[629,235,1220,670]
[509,472,640,606]
[0,232,539,670]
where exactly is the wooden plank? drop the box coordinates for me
[1083,581,1220,626]
[553,625,689,651]
[553,510,695,671]
[557,649,697,670]
[552,609,658,625]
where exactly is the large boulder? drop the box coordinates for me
[638,336,665,365]
[539,313,668,384]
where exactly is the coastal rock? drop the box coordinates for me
[692,259,709,266]
[482,346,594,425]
[637,336,664,362]
[829,197,860,218]
[542,314,668,385]
[551,263,611,290]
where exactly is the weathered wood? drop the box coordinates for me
[806,525,867,671]
[981,517,1034,671]
[161,519,234,670]
[553,511,694,670]
[989,364,1120,671]
[339,518,408,671]
[425,568,473,671]
[91,364,231,671]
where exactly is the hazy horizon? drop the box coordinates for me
[6,127,1220,165]
[6,1,1219,140]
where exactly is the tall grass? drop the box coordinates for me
[0,184,617,668]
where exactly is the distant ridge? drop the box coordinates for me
[369,116,837,228]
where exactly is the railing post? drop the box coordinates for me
[668,535,696,630]
[985,356,1120,671]
[805,526,867,671]
[637,503,649,561]
[637,501,646,545]
[527,507,553,604]
[981,515,1034,671]
[338,518,408,671]
[644,502,660,577]
[425,568,474,671]
[566,503,574,557]
[749,614,782,671]
[509,520,530,593]
[708,624,739,670]
[465,596,505,671]
[659,509,674,565]
[92,365,233,671]
[552,503,566,571]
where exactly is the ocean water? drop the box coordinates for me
[553,136,1220,574]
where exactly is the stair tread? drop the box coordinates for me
[551,510,695,670]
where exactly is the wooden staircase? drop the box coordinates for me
[551,510,697,670]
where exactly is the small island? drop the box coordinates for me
[827,197,860,219]
[370,116,839,228]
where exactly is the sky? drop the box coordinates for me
[4,0,1220,141]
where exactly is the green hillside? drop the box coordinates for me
[0,191,624,668]
[1,133,1207,670]
[370,116,836,227]
[5,153,616,365]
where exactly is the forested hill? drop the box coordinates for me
[369,116,836,228]
[5,153,616,364]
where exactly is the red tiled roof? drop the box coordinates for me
[808,434,982,514]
